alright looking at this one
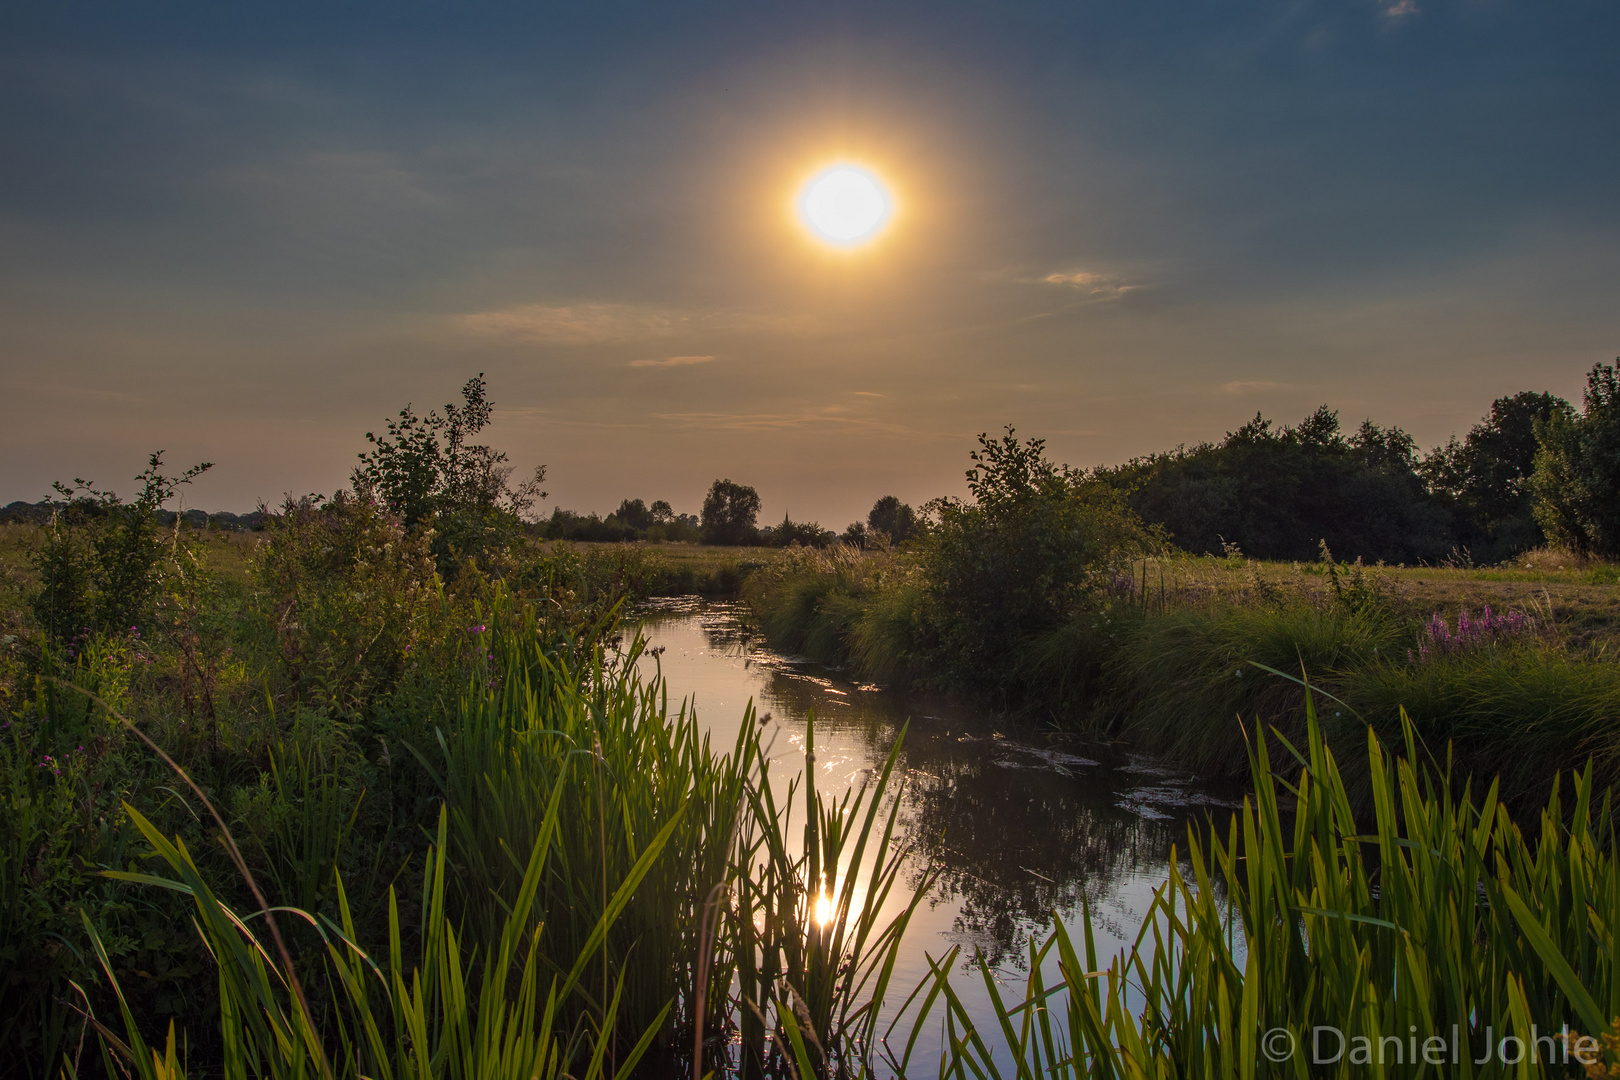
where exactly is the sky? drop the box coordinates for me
[3,0,1617,528]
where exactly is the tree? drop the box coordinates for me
[613,498,654,532]
[1095,406,1453,564]
[700,479,761,545]
[867,495,918,543]
[1422,391,1572,559]
[1530,362,1620,558]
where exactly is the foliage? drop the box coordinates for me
[353,373,546,573]
[1422,390,1572,560]
[1531,360,1620,559]
[701,479,763,545]
[29,452,213,643]
[252,491,447,718]
[915,705,1620,1079]
[865,496,918,544]
[1096,406,1454,564]
[921,428,1153,688]
[760,513,836,548]
[543,500,700,543]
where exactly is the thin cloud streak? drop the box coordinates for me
[457,304,814,344]
[628,355,716,368]
[1040,271,1139,300]
[1222,380,1291,394]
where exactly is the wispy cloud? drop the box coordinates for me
[1040,271,1138,300]
[1378,0,1418,19]
[628,354,716,368]
[459,303,685,344]
[653,407,928,437]
[457,303,815,344]
[1222,380,1290,394]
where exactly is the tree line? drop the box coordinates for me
[547,361,1620,565]
[1092,362,1620,564]
[17,361,1620,567]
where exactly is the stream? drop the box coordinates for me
[631,598,1241,1071]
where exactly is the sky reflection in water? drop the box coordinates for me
[631,599,1241,1061]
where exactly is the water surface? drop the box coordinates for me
[632,599,1239,1067]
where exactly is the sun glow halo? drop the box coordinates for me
[798,165,892,246]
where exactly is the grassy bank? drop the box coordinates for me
[744,545,1620,806]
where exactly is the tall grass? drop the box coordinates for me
[744,545,927,688]
[730,714,930,1079]
[428,592,756,1052]
[81,798,674,1080]
[914,698,1620,1077]
[1092,602,1404,772]
[67,588,926,1079]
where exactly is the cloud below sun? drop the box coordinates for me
[629,355,716,368]
[1040,271,1138,300]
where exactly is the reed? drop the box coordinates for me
[729,713,930,1079]
[428,590,757,1052]
[66,586,928,1080]
[908,696,1620,1078]
[79,798,674,1080]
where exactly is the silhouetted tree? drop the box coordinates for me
[700,479,761,545]
[867,495,918,543]
[614,498,653,532]
[1530,361,1620,558]
[1423,390,1572,559]
[1096,406,1452,564]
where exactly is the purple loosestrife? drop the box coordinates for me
[1411,605,1532,661]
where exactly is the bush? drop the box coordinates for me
[29,452,212,643]
[353,373,546,574]
[921,428,1152,687]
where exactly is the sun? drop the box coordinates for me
[798,165,892,246]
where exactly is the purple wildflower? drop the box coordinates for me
[1413,605,1532,662]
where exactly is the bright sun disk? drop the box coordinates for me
[799,166,891,245]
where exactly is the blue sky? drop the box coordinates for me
[3,0,1616,526]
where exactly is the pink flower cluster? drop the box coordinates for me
[1411,605,1531,662]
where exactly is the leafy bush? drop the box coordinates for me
[921,428,1152,687]
[353,373,546,573]
[29,452,212,643]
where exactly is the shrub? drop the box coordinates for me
[354,373,546,574]
[29,452,212,643]
[921,428,1152,686]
